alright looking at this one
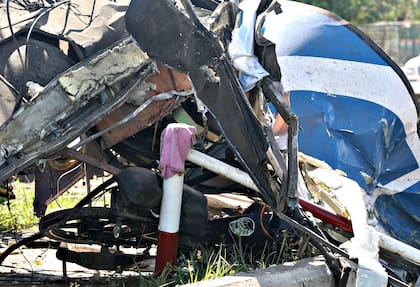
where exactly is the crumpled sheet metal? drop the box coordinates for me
[58,41,148,101]
[375,192,420,249]
[0,0,130,57]
[262,0,420,246]
[228,0,269,91]
[0,38,154,183]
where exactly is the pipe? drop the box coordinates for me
[186,149,257,191]
[376,228,420,265]
[298,198,353,234]
[188,150,354,234]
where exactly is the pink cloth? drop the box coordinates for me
[159,124,196,179]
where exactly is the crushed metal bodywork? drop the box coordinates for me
[0,38,155,181]
[264,0,420,251]
[0,0,418,286]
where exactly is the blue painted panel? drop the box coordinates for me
[272,0,420,246]
[375,192,420,249]
[291,91,418,191]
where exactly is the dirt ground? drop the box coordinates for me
[0,235,152,286]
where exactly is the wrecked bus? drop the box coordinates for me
[0,0,418,286]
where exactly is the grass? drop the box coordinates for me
[0,180,39,232]
[0,178,88,232]
[121,230,308,287]
[132,237,304,287]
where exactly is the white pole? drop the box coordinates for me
[159,174,184,233]
[155,123,196,274]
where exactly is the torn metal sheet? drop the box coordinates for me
[95,66,193,147]
[58,41,151,102]
[261,0,420,248]
[299,157,388,287]
[228,0,269,91]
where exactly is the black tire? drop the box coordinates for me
[0,36,74,98]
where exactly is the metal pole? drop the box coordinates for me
[155,123,196,275]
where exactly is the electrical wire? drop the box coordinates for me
[12,0,44,12]
[88,0,96,26]
[55,162,82,199]
[259,203,274,240]
[0,73,20,98]
[60,0,72,35]
[6,0,26,95]
[62,0,96,29]
[5,0,96,100]
[0,7,48,30]
[24,0,71,86]
[71,91,192,150]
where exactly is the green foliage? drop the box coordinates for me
[294,0,420,25]
[0,180,86,232]
[0,181,38,232]
[120,232,301,287]
[104,233,301,287]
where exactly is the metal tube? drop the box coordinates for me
[186,149,258,191]
[155,123,195,274]
[376,229,420,265]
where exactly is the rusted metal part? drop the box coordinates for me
[0,38,148,161]
[34,141,106,217]
[96,99,177,148]
[96,65,192,148]
[39,206,156,246]
[148,65,193,94]
[261,77,299,209]
[0,182,15,199]
[34,164,84,217]
[62,148,120,175]
[298,198,353,234]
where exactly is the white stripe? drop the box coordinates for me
[383,169,420,192]
[279,56,420,168]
